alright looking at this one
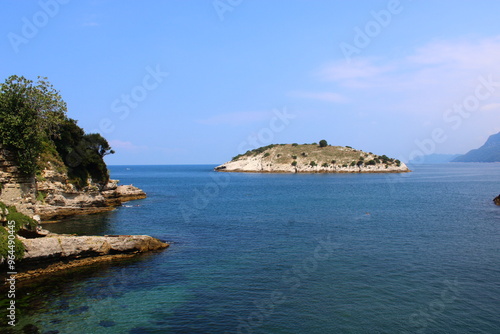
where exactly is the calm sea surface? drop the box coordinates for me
[4,164,500,333]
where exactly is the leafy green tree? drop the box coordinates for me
[0,75,114,188]
[0,75,67,175]
[319,139,328,148]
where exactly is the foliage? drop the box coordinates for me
[0,76,67,175]
[310,161,317,167]
[292,143,298,146]
[319,139,328,148]
[36,191,47,203]
[0,75,115,188]
[291,161,297,166]
[0,228,25,260]
[0,202,38,260]
[264,152,270,157]
[322,163,329,167]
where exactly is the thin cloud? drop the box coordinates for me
[317,58,394,81]
[313,35,500,114]
[288,91,348,103]
[481,103,500,112]
[197,111,270,126]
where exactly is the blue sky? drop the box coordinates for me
[2,0,500,164]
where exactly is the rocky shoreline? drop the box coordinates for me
[1,145,168,280]
[7,233,169,281]
[36,180,147,222]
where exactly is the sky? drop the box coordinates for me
[1,0,500,165]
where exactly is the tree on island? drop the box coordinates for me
[319,139,328,148]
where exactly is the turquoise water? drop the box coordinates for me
[4,164,500,333]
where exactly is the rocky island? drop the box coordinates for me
[215,142,410,173]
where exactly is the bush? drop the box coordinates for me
[264,152,270,157]
[367,160,376,165]
[310,161,317,167]
[331,160,336,164]
[292,155,297,159]
[321,163,329,167]
[350,161,356,167]
[0,202,38,260]
[319,139,328,148]
[292,143,298,146]
[291,161,297,166]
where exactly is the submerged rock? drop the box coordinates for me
[494,194,500,206]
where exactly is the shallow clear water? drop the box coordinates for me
[3,164,500,333]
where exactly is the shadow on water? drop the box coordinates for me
[40,210,116,236]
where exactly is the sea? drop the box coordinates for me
[2,164,500,333]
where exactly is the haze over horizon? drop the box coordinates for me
[2,0,500,165]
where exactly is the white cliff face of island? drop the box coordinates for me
[215,144,410,173]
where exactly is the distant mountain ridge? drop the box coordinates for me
[453,132,500,162]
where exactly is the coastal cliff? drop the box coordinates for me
[0,75,166,280]
[216,144,410,173]
[0,145,145,221]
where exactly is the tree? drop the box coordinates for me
[0,75,67,175]
[319,139,328,148]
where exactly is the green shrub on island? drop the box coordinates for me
[310,161,317,167]
[319,139,328,148]
[291,161,297,166]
